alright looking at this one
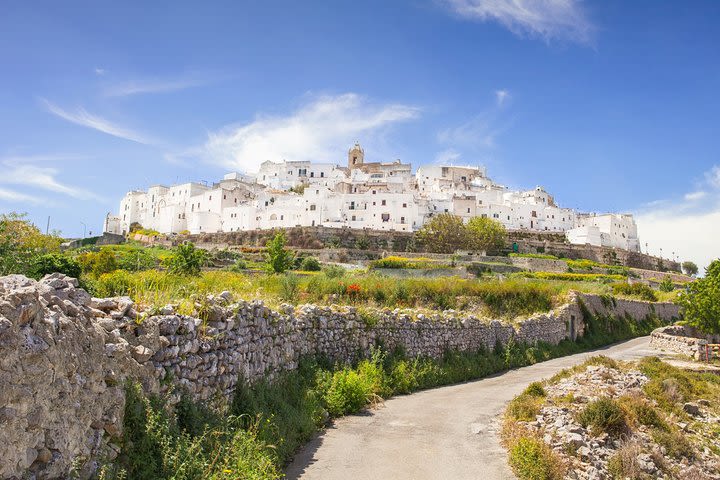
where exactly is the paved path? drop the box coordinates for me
[285,336,659,480]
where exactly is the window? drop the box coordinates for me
[350,201,355,210]
[381,200,386,206]
[373,202,376,206]
[351,215,356,221]
[309,204,316,211]
[281,215,284,220]
[402,203,407,208]
[223,195,226,199]
[372,190,376,194]
[467,208,471,213]
[209,195,212,200]
[400,216,405,224]
[531,211,537,218]
[320,172,324,177]
[310,172,314,177]
[381,213,390,222]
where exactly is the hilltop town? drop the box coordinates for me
[105,143,640,252]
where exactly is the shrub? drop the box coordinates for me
[321,369,373,416]
[577,397,627,436]
[607,439,643,480]
[79,248,119,277]
[322,265,346,278]
[514,271,624,283]
[300,256,321,271]
[619,395,668,430]
[229,258,248,272]
[507,394,543,421]
[658,277,674,292]
[369,256,447,269]
[163,242,207,276]
[508,436,565,480]
[0,212,63,276]
[30,253,81,279]
[611,282,658,302]
[523,382,546,397]
[265,232,294,274]
[354,236,370,250]
[681,261,698,277]
[652,428,694,459]
[279,273,300,303]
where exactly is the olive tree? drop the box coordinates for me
[416,213,469,254]
[466,217,507,255]
[682,261,699,277]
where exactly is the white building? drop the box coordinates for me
[104,143,641,252]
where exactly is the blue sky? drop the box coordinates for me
[1,1,718,269]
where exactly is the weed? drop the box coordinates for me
[577,397,627,437]
[508,436,566,480]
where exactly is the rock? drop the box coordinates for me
[566,433,585,448]
[697,399,710,407]
[132,345,153,363]
[36,448,52,464]
[683,402,701,416]
[637,453,656,473]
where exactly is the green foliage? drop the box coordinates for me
[163,242,207,276]
[354,236,371,250]
[321,368,375,416]
[509,253,559,260]
[0,212,63,276]
[279,273,300,302]
[651,428,694,459]
[619,395,668,431]
[265,232,294,274]
[299,256,321,271]
[658,277,675,292]
[681,261,698,276]
[676,259,720,334]
[508,437,565,480]
[29,253,81,280]
[577,397,627,436]
[506,394,543,421]
[120,383,281,480]
[524,382,546,397]
[416,213,469,253]
[638,356,720,413]
[611,282,658,302]
[79,248,119,277]
[466,216,507,254]
[322,265,346,278]
[369,256,449,270]
[514,271,624,283]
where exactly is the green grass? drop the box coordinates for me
[369,256,451,269]
[509,253,559,260]
[508,436,565,480]
[513,271,625,283]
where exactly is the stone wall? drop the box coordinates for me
[650,325,719,360]
[0,274,680,479]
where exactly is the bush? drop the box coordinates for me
[265,232,294,274]
[322,265,346,278]
[508,253,559,260]
[79,248,119,277]
[29,253,81,280]
[321,369,374,416]
[523,382,546,397]
[577,397,627,436]
[163,242,207,276]
[369,256,447,269]
[354,236,371,250]
[279,273,300,302]
[514,271,624,283]
[0,212,63,276]
[508,436,565,480]
[507,394,543,421]
[611,282,658,302]
[658,277,674,292]
[619,395,668,430]
[300,256,321,271]
[651,428,694,459]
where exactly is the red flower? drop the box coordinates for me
[346,283,361,295]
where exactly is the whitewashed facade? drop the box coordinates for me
[104,143,641,251]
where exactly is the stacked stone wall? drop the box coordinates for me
[0,274,680,479]
[650,325,720,360]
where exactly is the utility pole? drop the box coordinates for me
[46,216,50,235]
[80,222,87,239]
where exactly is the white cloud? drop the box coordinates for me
[495,89,510,106]
[438,113,503,148]
[202,93,420,173]
[442,0,594,43]
[94,67,106,76]
[684,191,707,201]
[40,98,152,144]
[0,187,42,204]
[104,72,223,97]
[435,148,462,164]
[0,160,102,201]
[635,165,720,274]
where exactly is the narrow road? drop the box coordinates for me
[285,336,659,480]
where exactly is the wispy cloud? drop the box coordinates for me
[104,72,222,97]
[202,93,420,173]
[635,164,720,273]
[0,159,103,201]
[435,148,462,164]
[441,0,594,44]
[0,187,42,204]
[94,67,106,76]
[40,98,152,144]
[495,89,510,106]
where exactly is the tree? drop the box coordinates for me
[682,261,699,277]
[265,232,294,273]
[677,259,720,334]
[78,248,119,277]
[163,242,207,276]
[0,212,63,276]
[416,213,469,254]
[466,217,507,254]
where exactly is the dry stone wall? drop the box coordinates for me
[650,324,720,360]
[0,274,679,479]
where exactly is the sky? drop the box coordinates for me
[1,0,718,271]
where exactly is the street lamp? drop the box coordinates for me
[80,222,87,239]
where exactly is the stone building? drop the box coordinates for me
[104,142,641,251]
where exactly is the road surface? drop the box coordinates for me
[285,336,659,480]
